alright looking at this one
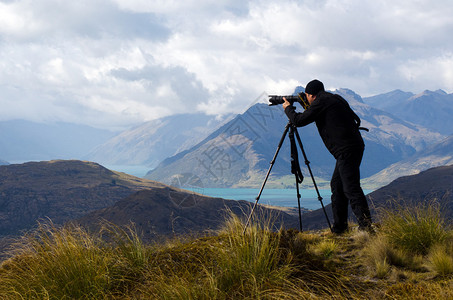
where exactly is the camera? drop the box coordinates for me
[268,92,310,110]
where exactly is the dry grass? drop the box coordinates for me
[1,205,453,299]
[428,244,453,276]
[379,201,449,255]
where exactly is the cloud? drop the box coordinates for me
[0,0,452,129]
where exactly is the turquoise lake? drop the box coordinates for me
[105,165,372,210]
[200,188,373,210]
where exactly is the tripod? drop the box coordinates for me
[243,121,332,233]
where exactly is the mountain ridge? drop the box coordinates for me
[363,134,453,187]
[363,89,453,135]
[145,89,444,188]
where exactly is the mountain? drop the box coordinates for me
[364,89,453,135]
[76,188,299,242]
[0,120,116,163]
[0,160,167,236]
[363,134,453,188]
[86,113,231,168]
[145,89,444,188]
[363,89,414,110]
[146,103,333,188]
[338,89,445,184]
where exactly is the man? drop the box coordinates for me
[282,79,372,234]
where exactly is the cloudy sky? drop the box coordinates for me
[1,0,452,130]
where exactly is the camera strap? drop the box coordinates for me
[289,127,304,184]
[298,93,310,110]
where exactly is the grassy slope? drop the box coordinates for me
[0,205,452,299]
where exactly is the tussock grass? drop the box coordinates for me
[428,244,453,276]
[138,212,355,299]
[138,213,295,299]
[1,204,453,299]
[364,200,453,282]
[0,221,148,299]
[374,258,391,279]
[379,201,449,255]
[212,213,293,298]
[385,281,453,299]
[364,234,423,272]
[309,239,338,258]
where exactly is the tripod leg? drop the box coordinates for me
[243,122,291,234]
[293,126,333,232]
[295,175,303,231]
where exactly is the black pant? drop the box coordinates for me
[330,149,372,232]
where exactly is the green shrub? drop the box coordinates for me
[379,201,449,255]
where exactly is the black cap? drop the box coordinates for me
[305,79,324,95]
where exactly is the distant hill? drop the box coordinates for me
[146,89,444,188]
[366,164,453,216]
[86,113,231,168]
[300,164,453,230]
[364,89,453,135]
[76,188,299,242]
[0,120,116,162]
[0,160,166,236]
[363,134,453,188]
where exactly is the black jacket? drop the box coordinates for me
[284,91,364,159]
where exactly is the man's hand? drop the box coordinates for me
[282,97,291,110]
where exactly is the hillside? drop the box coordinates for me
[1,161,453,299]
[146,89,444,188]
[363,134,453,188]
[76,188,299,242]
[366,164,453,214]
[0,160,167,236]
